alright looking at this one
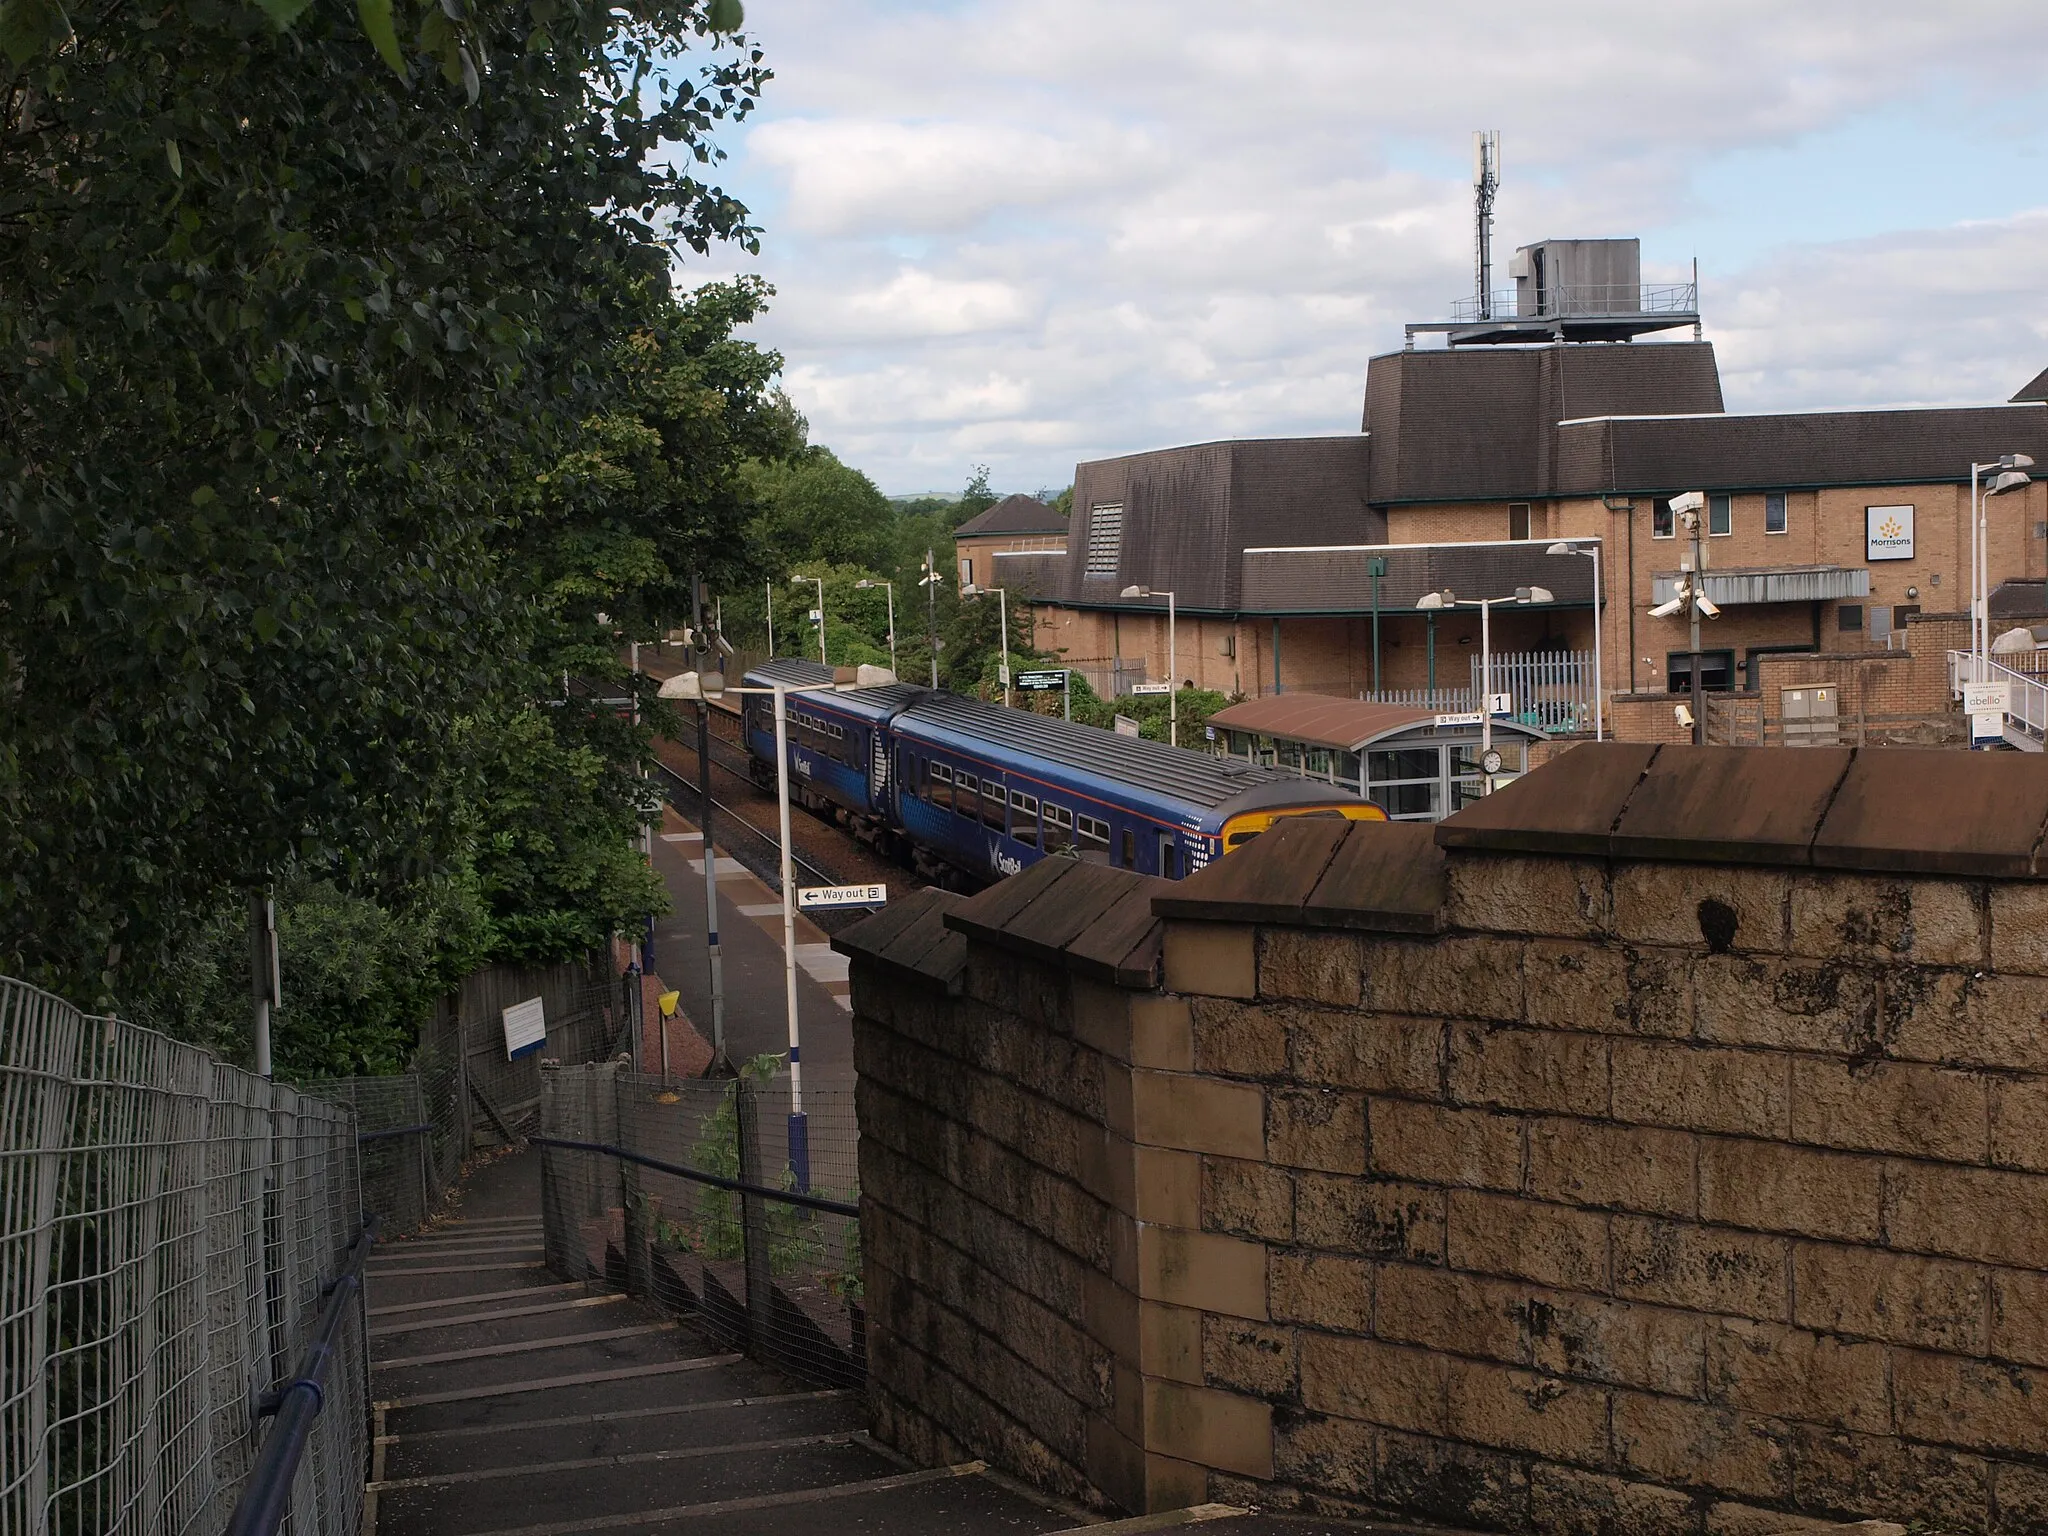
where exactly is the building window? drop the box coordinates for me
[959,557,973,585]
[1667,650,1736,692]
[1652,499,1674,539]
[1708,494,1732,537]
[1765,493,1787,535]
[1870,606,1892,644]
[1508,502,1530,540]
[1838,604,1863,632]
[1084,503,1123,578]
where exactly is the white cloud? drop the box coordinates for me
[685,0,2048,493]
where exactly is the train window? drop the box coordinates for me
[1010,790,1039,847]
[898,749,914,795]
[1077,814,1110,862]
[981,777,1006,828]
[956,771,978,817]
[1119,828,1134,868]
[1043,803,1075,854]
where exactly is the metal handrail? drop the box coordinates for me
[223,1218,379,1536]
[528,1134,860,1217]
[1951,650,2048,743]
[1450,281,1697,322]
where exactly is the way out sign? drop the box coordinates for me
[502,997,547,1060]
[797,883,888,911]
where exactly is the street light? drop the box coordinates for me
[800,575,828,666]
[1546,540,1604,740]
[1120,585,1179,746]
[854,578,898,676]
[1971,456,2035,667]
[918,550,944,687]
[1415,584,1552,791]
[659,662,898,1187]
[961,583,1012,706]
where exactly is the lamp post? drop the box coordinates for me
[802,575,828,665]
[1971,456,2035,668]
[1120,585,1179,746]
[1644,492,1718,744]
[690,576,729,1075]
[961,583,1012,706]
[1415,584,1552,792]
[854,578,898,676]
[765,581,774,656]
[919,550,943,687]
[1546,540,1604,740]
[659,663,898,1185]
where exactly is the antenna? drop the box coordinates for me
[1473,130,1500,320]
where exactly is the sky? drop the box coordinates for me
[676,0,2048,496]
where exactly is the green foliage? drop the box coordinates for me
[742,448,896,574]
[0,0,771,1039]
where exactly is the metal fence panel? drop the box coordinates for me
[0,974,366,1536]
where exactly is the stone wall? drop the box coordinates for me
[842,747,2048,1534]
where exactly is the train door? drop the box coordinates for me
[1157,830,1178,880]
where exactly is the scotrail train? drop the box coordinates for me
[740,658,1385,888]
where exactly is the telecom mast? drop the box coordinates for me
[1473,130,1500,320]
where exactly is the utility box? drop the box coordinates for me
[1510,237,1642,317]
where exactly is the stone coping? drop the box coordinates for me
[1150,818,1446,932]
[830,887,967,994]
[939,858,1168,990]
[1437,742,2048,879]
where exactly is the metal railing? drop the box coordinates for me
[537,1063,863,1390]
[1473,650,1598,735]
[1950,650,2048,748]
[1450,281,1698,322]
[1,975,368,1536]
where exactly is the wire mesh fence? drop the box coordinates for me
[537,1063,862,1390]
[1,974,367,1536]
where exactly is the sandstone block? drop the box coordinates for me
[1703,1504,1880,1536]
[1271,1410,1377,1498]
[1527,1464,1701,1536]
[1298,1334,1448,1434]
[1989,1077,2048,1172]
[1611,1216,1788,1320]
[1894,1349,2048,1456]
[1693,955,1883,1055]
[1071,980,1133,1062]
[1130,996,1195,1071]
[1703,1317,1890,1433]
[1612,863,1788,954]
[1698,1139,1883,1244]
[1189,998,1287,1079]
[1368,1098,1523,1191]
[1137,1226,1269,1321]
[1886,971,2048,1075]
[1992,1458,2048,1536]
[1138,1301,1203,1385]
[1987,882,2048,975]
[1444,1357,1611,1465]
[1612,1393,1794,1503]
[1788,1057,1988,1163]
[1141,1377,1275,1479]
[1524,940,1631,1033]
[1373,1262,1523,1365]
[1377,1429,1531,1532]
[1527,1115,1696,1216]
[1780,1424,1988,1534]
[1516,1289,1707,1398]
[1294,1173,1446,1263]
[1133,1145,1202,1228]
[1268,1249,1372,1333]
[1291,1010,1443,1096]
[1448,1023,1612,1118]
[1989,1267,2048,1367]
[1202,1314,1298,1401]
[1257,928,1365,1006]
[1267,1087,1368,1174]
[1130,1071,1266,1160]
[1202,1156,1295,1244]
[1361,934,1525,1022]
[1787,874,1982,966]
[1446,1190,1608,1292]
[1611,1040,1790,1139]
[1445,852,1610,939]
[1165,922,1255,999]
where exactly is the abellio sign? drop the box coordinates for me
[1866,505,1915,561]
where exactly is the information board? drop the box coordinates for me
[502,997,547,1060]
[1015,669,1069,692]
[797,883,889,910]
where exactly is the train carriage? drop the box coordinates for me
[742,659,1385,888]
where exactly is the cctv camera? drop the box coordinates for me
[1648,596,1686,619]
[1674,703,1695,729]
[1669,491,1706,517]
[1696,595,1721,619]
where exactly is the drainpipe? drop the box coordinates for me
[1272,619,1283,694]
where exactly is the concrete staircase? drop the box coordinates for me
[363,1151,1080,1536]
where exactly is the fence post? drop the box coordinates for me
[619,1070,653,1300]
[734,1080,774,1354]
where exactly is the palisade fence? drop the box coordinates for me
[1,975,367,1536]
[536,1062,864,1390]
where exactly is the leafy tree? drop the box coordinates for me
[0,0,768,1015]
[742,448,896,574]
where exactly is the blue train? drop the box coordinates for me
[740,658,1385,888]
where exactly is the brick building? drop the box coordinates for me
[951,493,1068,593]
[974,239,2048,746]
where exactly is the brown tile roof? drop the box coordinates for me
[1207,694,1436,750]
[941,857,1167,988]
[953,493,1067,537]
[2013,365,2048,404]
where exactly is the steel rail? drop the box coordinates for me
[650,760,837,888]
[224,1217,379,1536]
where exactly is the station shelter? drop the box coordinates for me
[1206,694,1550,822]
